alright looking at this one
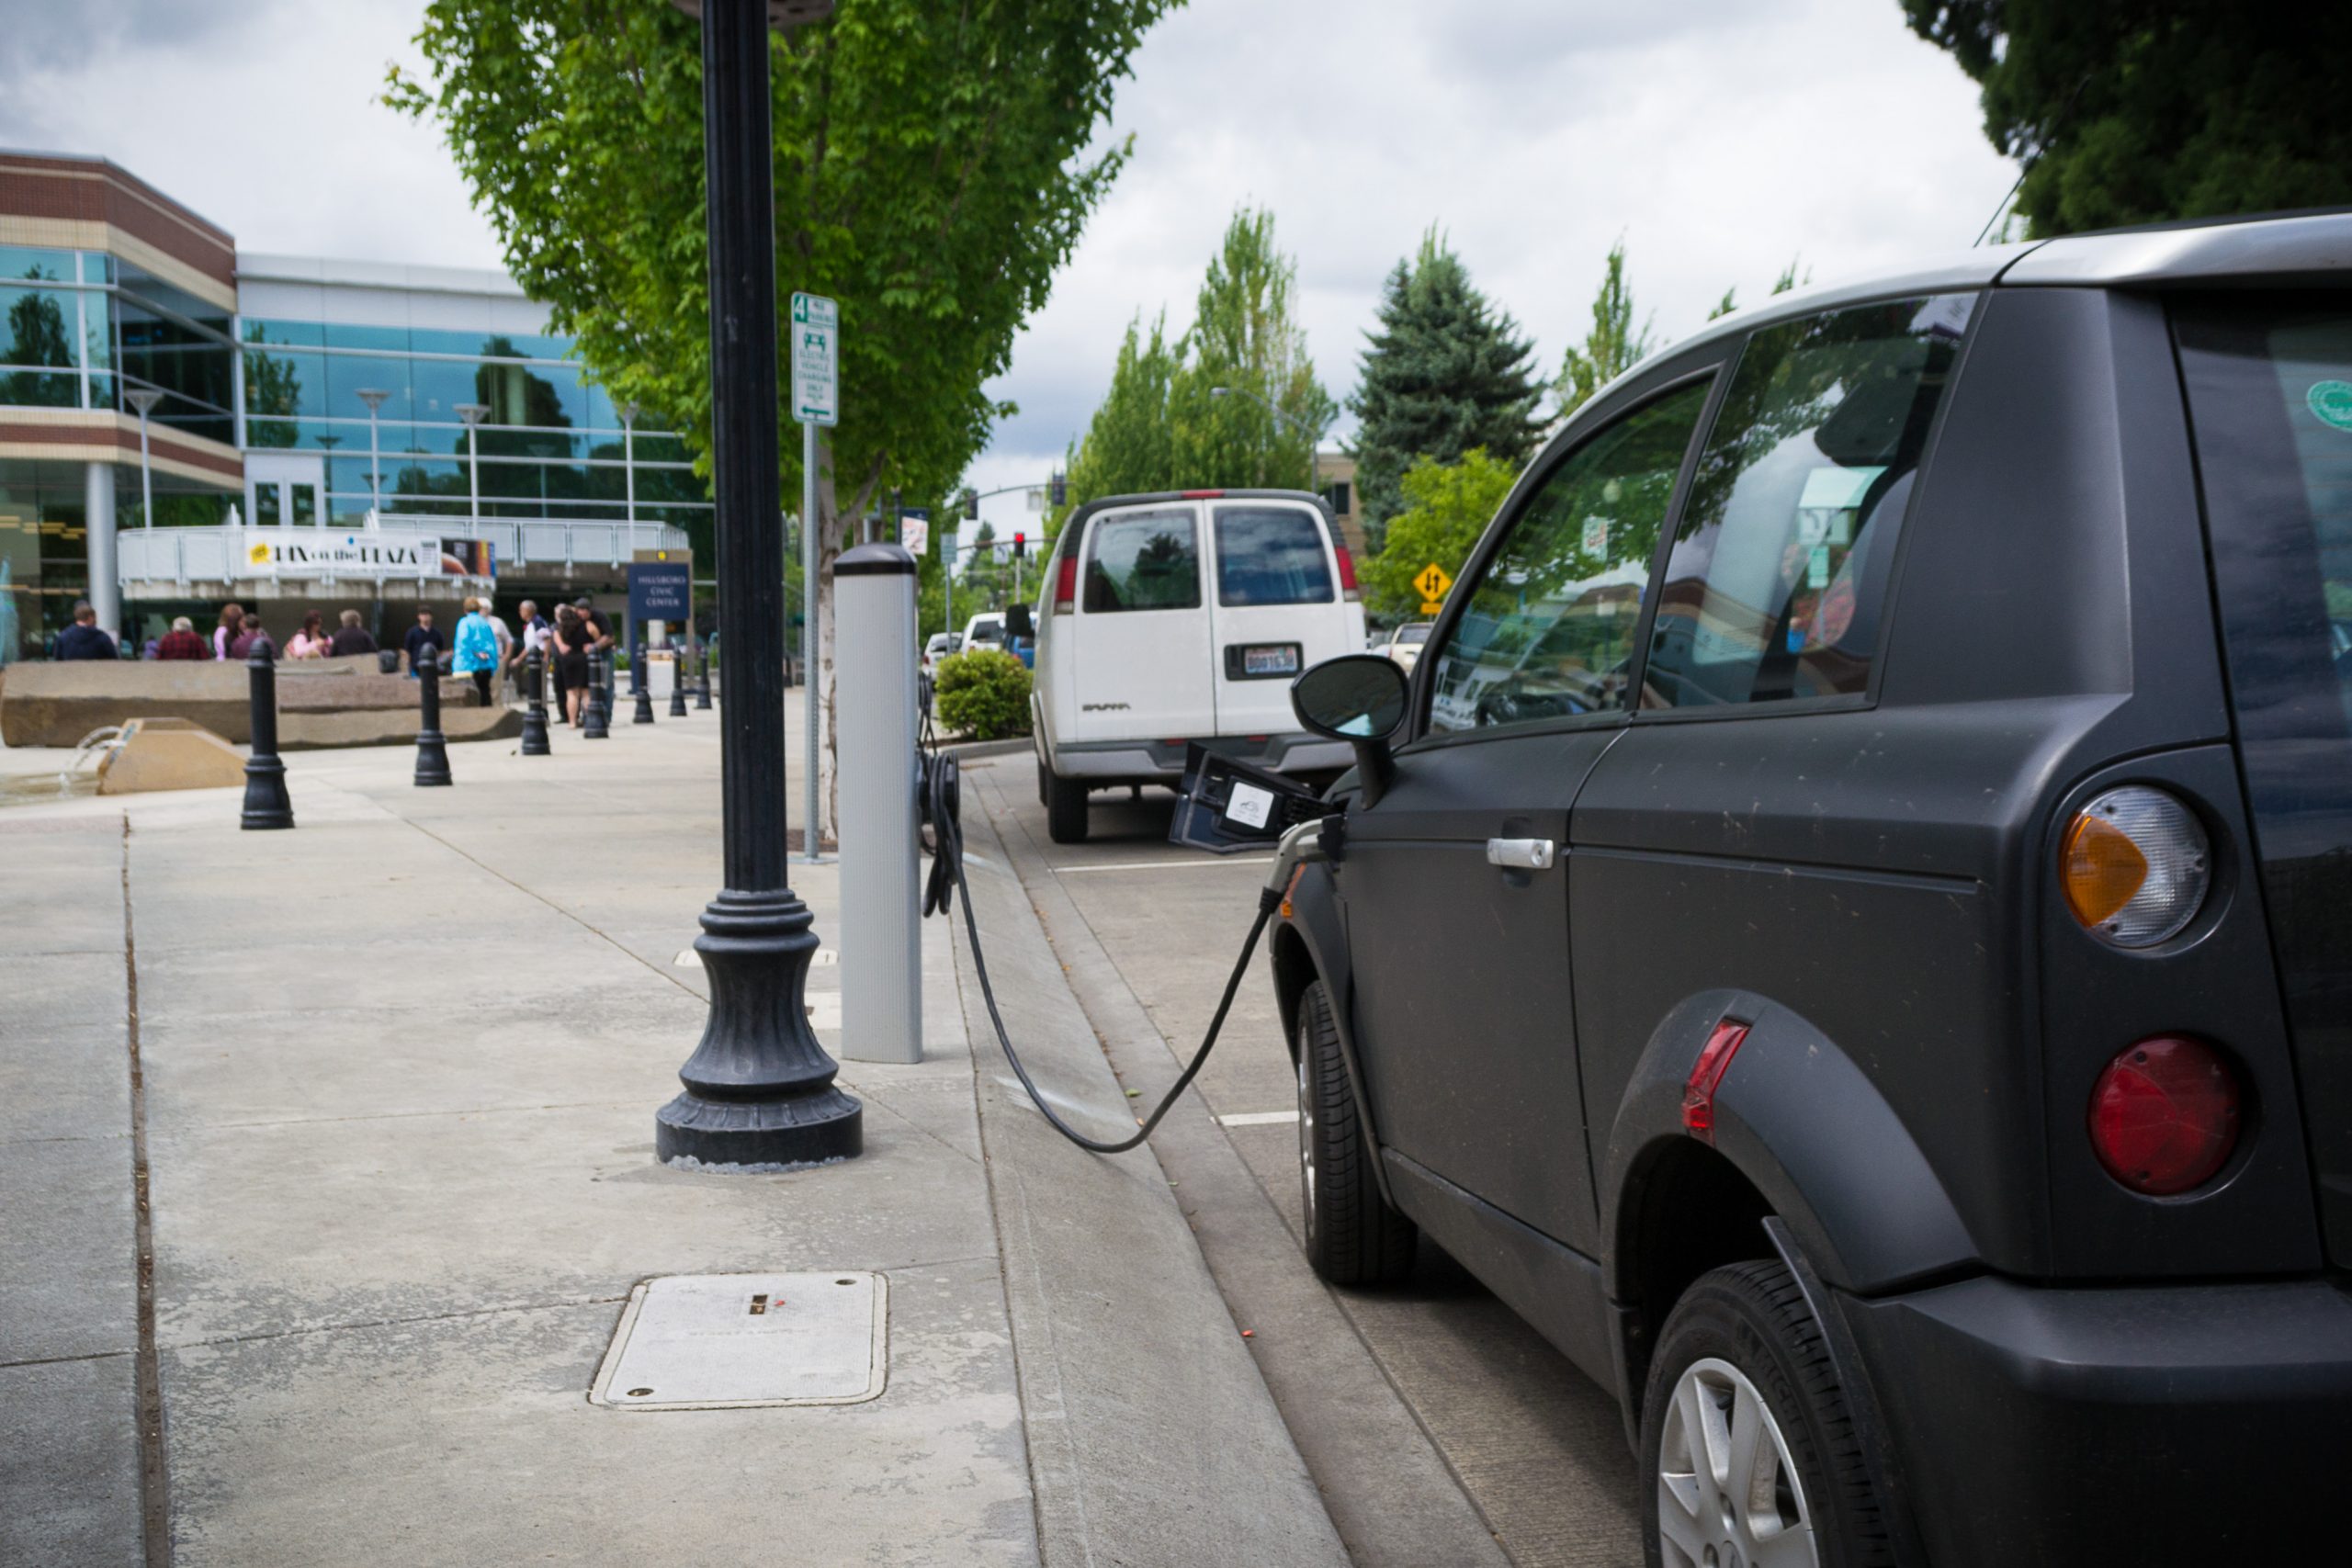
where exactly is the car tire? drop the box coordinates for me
[1045,765,1090,843]
[1295,979,1416,1285]
[1640,1260,1892,1568]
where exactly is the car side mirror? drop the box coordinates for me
[1292,655,1408,807]
[1005,603,1035,640]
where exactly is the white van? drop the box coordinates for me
[1026,489,1366,842]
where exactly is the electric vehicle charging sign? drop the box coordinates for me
[791,292,839,427]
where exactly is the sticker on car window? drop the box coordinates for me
[2309,379,2352,431]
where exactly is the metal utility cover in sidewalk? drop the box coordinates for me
[589,1273,887,1409]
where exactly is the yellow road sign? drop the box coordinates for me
[1413,562,1453,602]
[1419,602,1445,615]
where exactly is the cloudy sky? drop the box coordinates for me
[2,0,2014,540]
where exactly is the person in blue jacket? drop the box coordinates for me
[451,597,502,705]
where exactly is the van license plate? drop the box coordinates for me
[1238,644,1301,678]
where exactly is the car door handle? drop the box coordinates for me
[1485,837,1555,871]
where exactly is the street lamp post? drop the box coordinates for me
[656,0,859,1168]
[616,400,639,550]
[1210,384,1320,494]
[455,403,489,536]
[125,387,164,529]
[356,389,390,517]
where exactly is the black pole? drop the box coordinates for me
[632,640,656,724]
[583,648,610,740]
[520,647,552,755]
[669,643,690,716]
[695,637,714,709]
[240,638,294,829]
[657,0,858,1169]
[413,648,452,786]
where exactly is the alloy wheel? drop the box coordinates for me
[1657,1356,1817,1568]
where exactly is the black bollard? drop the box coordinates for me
[413,648,453,786]
[520,647,552,755]
[583,647,611,740]
[668,643,689,717]
[632,641,656,724]
[695,639,713,709]
[240,638,294,829]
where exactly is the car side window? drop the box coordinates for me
[1423,379,1713,735]
[1641,294,1975,709]
[1082,508,1201,613]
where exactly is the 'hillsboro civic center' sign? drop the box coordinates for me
[240,530,492,578]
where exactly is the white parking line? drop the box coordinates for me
[1217,1111,1300,1127]
[1055,857,1276,874]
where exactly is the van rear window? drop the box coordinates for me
[1214,506,1334,606]
[1083,509,1201,613]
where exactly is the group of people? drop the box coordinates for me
[50,598,630,728]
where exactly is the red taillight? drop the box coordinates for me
[1334,545,1360,602]
[2088,1035,2241,1196]
[1681,1019,1749,1145]
[1182,489,1226,499]
[1054,554,1077,615]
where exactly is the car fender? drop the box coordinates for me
[1270,861,1401,1212]
[1600,990,1979,1299]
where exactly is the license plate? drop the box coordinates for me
[1241,644,1300,677]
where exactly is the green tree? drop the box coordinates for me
[387,0,1173,832]
[1348,230,1544,550]
[1359,447,1518,622]
[2,282,74,408]
[1556,239,1655,419]
[1904,2,2352,236]
[1167,208,1335,491]
[1706,256,1805,322]
[1059,310,1181,528]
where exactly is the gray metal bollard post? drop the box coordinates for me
[834,543,922,1062]
[413,648,453,786]
[240,638,294,829]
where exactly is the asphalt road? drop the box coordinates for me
[964,756,1643,1568]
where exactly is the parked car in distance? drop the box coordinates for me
[1028,488,1365,842]
[1271,209,2352,1567]
[960,612,1006,651]
[922,631,962,672]
[1380,620,1431,674]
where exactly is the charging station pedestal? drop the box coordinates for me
[834,543,922,1063]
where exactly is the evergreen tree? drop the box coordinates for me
[1557,239,1655,419]
[1348,230,1544,548]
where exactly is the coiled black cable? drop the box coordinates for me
[923,750,1276,1155]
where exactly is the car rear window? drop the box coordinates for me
[1642,293,1974,708]
[1214,505,1333,606]
[1083,508,1201,613]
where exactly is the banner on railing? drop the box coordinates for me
[238,529,491,580]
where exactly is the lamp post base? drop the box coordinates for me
[655,887,862,1169]
[240,758,294,829]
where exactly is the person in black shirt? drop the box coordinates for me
[403,609,446,676]
[53,601,118,660]
[327,608,378,658]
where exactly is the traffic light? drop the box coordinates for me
[1048,471,1067,508]
[1012,531,1027,560]
[962,487,979,521]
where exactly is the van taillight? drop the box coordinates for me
[2088,1035,2241,1195]
[1335,545,1360,603]
[1054,554,1077,615]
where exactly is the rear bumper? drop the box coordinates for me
[1046,731,1351,782]
[1840,1272,2352,1563]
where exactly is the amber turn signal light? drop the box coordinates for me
[2060,786,2209,948]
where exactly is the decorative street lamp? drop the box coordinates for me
[125,387,164,529]
[616,399,639,543]
[455,403,490,533]
[356,388,391,515]
[656,0,860,1168]
[1210,384,1322,494]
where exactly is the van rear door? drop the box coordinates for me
[1207,501,1360,735]
[1071,502,1214,740]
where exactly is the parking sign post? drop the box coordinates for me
[793,290,838,864]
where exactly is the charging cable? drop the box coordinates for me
[922,751,1317,1155]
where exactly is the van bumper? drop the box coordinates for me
[1048,732,1351,782]
[1838,1272,2352,1563]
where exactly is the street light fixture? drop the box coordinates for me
[125,387,164,529]
[655,0,860,1168]
[356,388,391,515]
[1209,384,1322,494]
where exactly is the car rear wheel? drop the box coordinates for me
[1295,979,1415,1284]
[1641,1260,1891,1568]
[1044,764,1090,843]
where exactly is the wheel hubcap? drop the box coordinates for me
[1296,1049,1316,1232]
[1657,1357,1816,1568]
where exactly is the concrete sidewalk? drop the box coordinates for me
[0,716,1344,1566]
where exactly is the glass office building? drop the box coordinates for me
[0,152,708,661]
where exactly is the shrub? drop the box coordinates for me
[933,648,1032,740]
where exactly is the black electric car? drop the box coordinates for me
[1271,210,2352,1566]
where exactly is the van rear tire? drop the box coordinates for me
[1045,765,1090,843]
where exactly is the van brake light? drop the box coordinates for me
[1182,489,1226,499]
[1054,554,1077,615]
[1335,544,1360,603]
